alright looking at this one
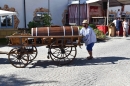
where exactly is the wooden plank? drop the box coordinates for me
[6,35,82,38]
[6,35,83,46]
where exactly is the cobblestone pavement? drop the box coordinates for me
[0,36,130,86]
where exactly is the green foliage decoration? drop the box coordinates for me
[40,14,52,27]
[89,24,97,29]
[27,13,52,33]
[28,21,40,29]
[94,29,106,39]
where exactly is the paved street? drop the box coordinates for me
[0,36,130,86]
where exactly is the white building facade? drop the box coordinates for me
[0,0,70,28]
[1,0,130,29]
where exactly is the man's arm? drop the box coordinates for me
[79,29,83,36]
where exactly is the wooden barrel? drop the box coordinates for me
[31,26,79,36]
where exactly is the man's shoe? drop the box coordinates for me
[87,56,93,60]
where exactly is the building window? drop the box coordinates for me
[36,12,49,17]
[0,15,14,28]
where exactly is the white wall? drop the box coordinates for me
[0,0,24,28]
[0,0,69,28]
[49,0,68,25]
[109,5,130,12]
[26,0,68,26]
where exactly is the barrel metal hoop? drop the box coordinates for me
[36,27,37,36]
[47,27,49,36]
[31,28,33,36]
[71,26,73,36]
[63,26,65,36]
[78,26,80,35]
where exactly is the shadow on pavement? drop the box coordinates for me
[29,60,58,68]
[70,56,130,66]
[0,58,10,64]
[96,39,107,43]
[29,56,130,68]
[96,37,112,43]
[0,74,58,86]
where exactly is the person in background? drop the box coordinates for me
[112,18,117,27]
[116,9,121,18]
[116,17,122,36]
[122,19,129,37]
[121,10,126,20]
[80,20,97,60]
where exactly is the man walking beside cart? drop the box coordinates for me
[80,20,97,60]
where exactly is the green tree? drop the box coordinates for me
[27,13,52,33]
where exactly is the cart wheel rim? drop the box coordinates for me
[8,48,29,68]
[50,46,77,65]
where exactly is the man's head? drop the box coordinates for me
[118,9,120,11]
[118,17,120,20]
[82,20,89,27]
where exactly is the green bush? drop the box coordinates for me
[89,24,106,40]
[78,26,82,30]
[28,21,41,29]
[94,29,106,39]
[40,14,52,27]
[89,24,97,29]
[0,38,8,45]
[27,14,52,33]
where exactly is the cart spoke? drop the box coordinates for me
[52,50,60,54]
[29,54,35,59]
[70,54,74,57]
[57,53,61,57]
[50,44,77,65]
[25,45,37,63]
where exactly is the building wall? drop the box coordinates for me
[0,0,69,28]
[109,5,130,13]
[0,0,24,28]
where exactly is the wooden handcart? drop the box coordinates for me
[6,33,83,68]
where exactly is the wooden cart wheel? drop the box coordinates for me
[49,41,77,65]
[8,48,29,68]
[24,45,38,63]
